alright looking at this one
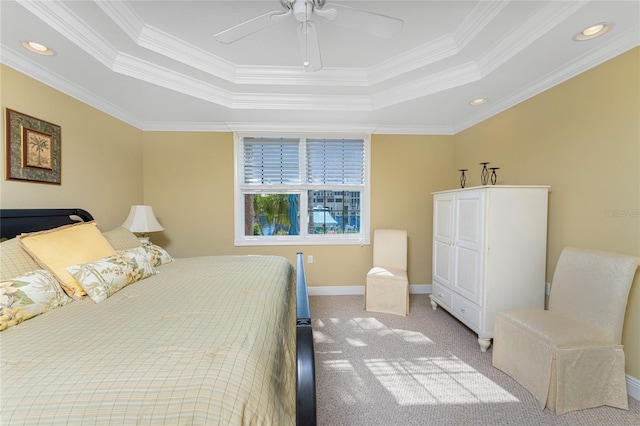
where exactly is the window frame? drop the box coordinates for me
[233,132,371,246]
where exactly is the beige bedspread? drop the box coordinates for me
[1,255,296,425]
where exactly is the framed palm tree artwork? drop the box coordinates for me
[5,108,61,184]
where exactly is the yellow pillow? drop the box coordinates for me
[19,222,116,299]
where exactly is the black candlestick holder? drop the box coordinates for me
[459,169,468,188]
[480,162,490,185]
[489,167,500,185]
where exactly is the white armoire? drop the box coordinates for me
[430,185,549,351]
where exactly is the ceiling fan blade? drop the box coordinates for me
[297,21,322,72]
[215,8,292,44]
[321,3,403,39]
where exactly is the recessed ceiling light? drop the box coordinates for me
[469,98,488,106]
[573,22,613,41]
[22,41,55,56]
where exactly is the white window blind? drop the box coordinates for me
[306,139,365,185]
[243,137,299,185]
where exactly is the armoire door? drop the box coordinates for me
[452,190,484,304]
[432,193,453,288]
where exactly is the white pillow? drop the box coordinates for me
[66,247,157,303]
[1,269,72,331]
[142,243,174,267]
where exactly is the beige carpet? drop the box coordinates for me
[310,294,640,425]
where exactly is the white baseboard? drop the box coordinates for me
[308,284,431,296]
[308,285,364,296]
[409,284,432,294]
[628,374,640,401]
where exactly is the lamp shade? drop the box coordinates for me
[121,205,164,233]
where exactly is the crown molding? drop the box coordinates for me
[367,34,459,86]
[373,62,482,109]
[477,1,588,76]
[234,65,368,86]
[225,122,378,134]
[94,0,143,42]
[140,122,232,132]
[1,46,143,129]
[373,124,454,136]
[137,25,238,83]
[453,29,640,134]
[453,1,509,49]
[230,93,371,111]
[111,53,235,107]
[124,120,455,135]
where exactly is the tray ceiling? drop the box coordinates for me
[1,1,638,134]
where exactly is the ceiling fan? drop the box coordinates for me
[214,0,404,72]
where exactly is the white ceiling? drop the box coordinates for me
[1,1,639,135]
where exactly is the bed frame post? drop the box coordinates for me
[296,252,316,426]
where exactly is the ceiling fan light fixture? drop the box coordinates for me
[22,41,55,56]
[573,22,613,41]
[293,0,312,22]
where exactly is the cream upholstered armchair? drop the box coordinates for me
[364,229,409,316]
[492,247,639,415]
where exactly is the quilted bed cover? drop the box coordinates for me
[1,255,297,425]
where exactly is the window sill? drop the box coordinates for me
[235,235,370,247]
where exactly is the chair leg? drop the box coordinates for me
[406,288,409,315]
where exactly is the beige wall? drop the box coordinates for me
[371,135,454,284]
[143,132,454,287]
[453,47,640,378]
[0,65,143,230]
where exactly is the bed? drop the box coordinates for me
[0,208,316,425]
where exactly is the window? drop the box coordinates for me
[234,134,370,246]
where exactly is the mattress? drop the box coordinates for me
[1,255,296,425]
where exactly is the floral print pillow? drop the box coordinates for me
[66,247,157,303]
[0,269,72,331]
[142,243,174,267]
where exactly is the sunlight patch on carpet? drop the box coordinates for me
[312,330,335,343]
[350,317,387,330]
[322,359,372,404]
[391,328,433,344]
[345,337,368,347]
[364,356,519,406]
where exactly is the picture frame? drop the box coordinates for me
[5,108,61,185]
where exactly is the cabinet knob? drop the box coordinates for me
[460,307,466,314]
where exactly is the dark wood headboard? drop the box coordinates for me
[0,209,94,240]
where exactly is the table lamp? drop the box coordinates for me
[121,205,164,244]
